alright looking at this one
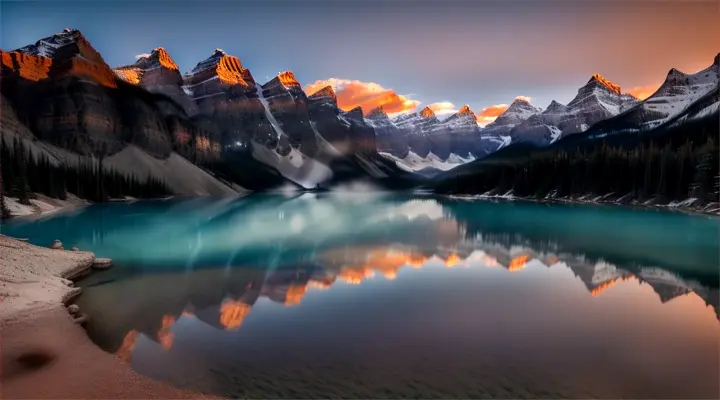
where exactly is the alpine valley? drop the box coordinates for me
[1,28,718,215]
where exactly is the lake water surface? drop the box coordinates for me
[2,193,719,399]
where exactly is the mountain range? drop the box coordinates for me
[1,28,718,199]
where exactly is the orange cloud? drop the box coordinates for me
[426,101,458,116]
[305,78,420,116]
[626,84,660,100]
[514,95,532,103]
[477,103,509,126]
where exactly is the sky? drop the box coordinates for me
[1,0,718,124]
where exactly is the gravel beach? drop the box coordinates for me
[0,234,214,399]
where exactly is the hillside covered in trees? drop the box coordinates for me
[0,136,170,219]
[433,114,720,212]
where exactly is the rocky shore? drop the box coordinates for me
[0,234,214,398]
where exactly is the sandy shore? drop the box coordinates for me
[0,234,215,399]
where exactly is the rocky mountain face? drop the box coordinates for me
[509,74,638,146]
[369,105,496,161]
[480,99,541,145]
[115,47,198,117]
[393,106,438,157]
[1,28,415,194]
[259,71,318,156]
[366,106,408,157]
[1,29,174,159]
[507,100,567,146]
[562,54,720,140]
[306,87,376,154]
[180,49,278,153]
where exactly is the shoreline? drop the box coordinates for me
[3,193,90,222]
[0,234,215,399]
[444,192,720,217]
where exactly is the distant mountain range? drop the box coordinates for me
[1,28,718,200]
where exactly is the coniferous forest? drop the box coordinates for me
[0,135,170,219]
[434,116,720,208]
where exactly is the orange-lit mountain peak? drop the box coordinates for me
[445,253,462,268]
[285,283,308,306]
[309,85,337,102]
[382,269,398,280]
[590,274,636,297]
[277,70,301,88]
[115,330,140,363]
[157,315,176,350]
[508,254,530,271]
[219,299,252,330]
[113,66,142,84]
[589,73,622,94]
[456,105,476,118]
[184,49,249,87]
[214,54,248,86]
[408,255,429,268]
[148,47,179,70]
[0,50,52,82]
[420,106,436,119]
[338,267,376,284]
[308,279,334,290]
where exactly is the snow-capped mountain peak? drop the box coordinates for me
[565,72,638,116]
[14,28,105,65]
[184,49,249,87]
[344,106,365,120]
[365,106,396,129]
[367,106,389,119]
[588,73,622,95]
[486,98,541,128]
[272,70,302,89]
[456,105,474,116]
[431,105,479,132]
[130,47,179,71]
[420,106,436,119]
[391,106,440,132]
[308,85,337,103]
[187,49,242,76]
[544,100,568,114]
[638,54,719,124]
[379,150,475,173]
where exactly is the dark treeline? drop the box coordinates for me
[435,117,720,207]
[0,135,170,219]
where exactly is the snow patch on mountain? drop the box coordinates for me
[256,83,285,140]
[642,63,719,122]
[15,28,81,58]
[379,151,473,173]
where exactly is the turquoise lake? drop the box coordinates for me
[2,193,718,398]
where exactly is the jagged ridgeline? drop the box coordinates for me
[1,28,718,212]
[0,28,419,198]
[433,112,720,208]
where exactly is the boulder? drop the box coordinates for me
[92,257,113,269]
[73,313,89,325]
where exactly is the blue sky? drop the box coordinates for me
[1,0,717,120]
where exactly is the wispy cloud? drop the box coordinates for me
[476,103,509,126]
[426,101,458,116]
[134,53,151,60]
[305,78,420,116]
[514,95,532,103]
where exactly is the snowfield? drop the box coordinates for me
[379,151,473,173]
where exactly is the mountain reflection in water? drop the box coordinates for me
[4,193,718,398]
